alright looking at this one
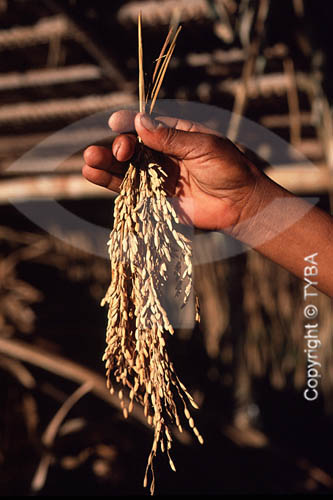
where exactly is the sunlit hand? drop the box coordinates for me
[82,110,261,232]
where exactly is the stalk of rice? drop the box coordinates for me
[101,13,203,495]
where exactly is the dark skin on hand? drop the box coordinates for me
[82,110,333,298]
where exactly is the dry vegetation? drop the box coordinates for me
[0,0,332,496]
[101,19,203,493]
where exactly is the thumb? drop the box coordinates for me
[135,112,197,159]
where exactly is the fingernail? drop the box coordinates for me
[140,113,159,131]
[114,142,121,158]
[108,113,115,130]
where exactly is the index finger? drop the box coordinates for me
[108,110,222,138]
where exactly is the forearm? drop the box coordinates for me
[230,169,333,297]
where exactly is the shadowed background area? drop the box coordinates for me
[0,0,332,496]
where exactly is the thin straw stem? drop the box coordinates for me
[138,12,145,114]
[149,26,182,114]
[151,27,174,86]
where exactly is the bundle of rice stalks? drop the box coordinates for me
[101,14,203,495]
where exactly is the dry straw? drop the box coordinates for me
[101,13,203,495]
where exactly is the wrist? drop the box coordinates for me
[223,160,270,241]
[225,163,294,247]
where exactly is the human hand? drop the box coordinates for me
[82,110,262,233]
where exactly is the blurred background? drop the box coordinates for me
[0,0,332,496]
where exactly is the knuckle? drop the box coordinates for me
[205,134,222,151]
[160,126,178,149]
[187,121,197,132]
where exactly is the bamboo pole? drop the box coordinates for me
[0,65,101,91]
[0,15,68,49]
[0,93,136,125]
[0,165,331,205]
